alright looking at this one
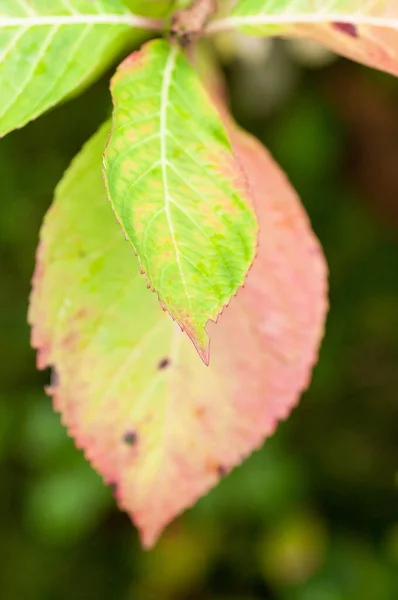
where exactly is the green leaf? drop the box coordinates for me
[0,0,159,136]
[29,117,327,547]
[123,0,177,17]
[103,39,258,363]
[209,1,398,78]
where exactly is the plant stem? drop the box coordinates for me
[170,0,217,45]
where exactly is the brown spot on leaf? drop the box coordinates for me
[50,369,59,388]
[158,357,170,370]
[123,431,137,446]
[109,482,117,494]
[333,22,358,38]
[217,465,228,477]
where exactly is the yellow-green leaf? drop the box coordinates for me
[103,39,258,363]
[0,0,159,136]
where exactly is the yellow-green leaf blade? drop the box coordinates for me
[0,0,149,136]
[211,0,398,77]
[104,39,258,362]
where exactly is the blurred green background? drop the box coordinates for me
[0,33,397,600]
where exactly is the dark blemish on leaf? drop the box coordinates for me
[109,482,117,494]
[217,465,228,477]
[333,22,358,38]
[158,357,170,370]
[123,431,137,446]
[50,369,59,388]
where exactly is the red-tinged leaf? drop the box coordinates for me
[211,1,398,78]
[297,20,398,78]
[29,115,328,548]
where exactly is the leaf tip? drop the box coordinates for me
[139,527,160,551]
[185,324,210,366]
[199,345,210,366]
[195,339,210,366]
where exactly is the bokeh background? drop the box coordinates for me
[0,28,398,600]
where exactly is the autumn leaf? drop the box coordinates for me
[0,0,161,136]
[209,1,398,78]
[103,39,258,363]
[29,111,327,548]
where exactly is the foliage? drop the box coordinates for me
[104,40,258,358]
[1,0,398,546]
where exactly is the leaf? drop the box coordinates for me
[103,39,258,363]
[209,1,398,78]
[29,113,327,548]
[0,0,160,137]
[124,0,179,17]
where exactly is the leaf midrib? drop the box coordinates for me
[207,13,398,34]
[160,44,192,311]
[3,8,395,33]
[0,13,160,29]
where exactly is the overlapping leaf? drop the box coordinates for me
[209,1,398,77]
[103,39,258,363]
[29,114,327,548]
[0,0,154,136]
[124,0,190,16]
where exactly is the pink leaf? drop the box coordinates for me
[29,113,328,548]
[216,3,398,78]
[297,20,398,77]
